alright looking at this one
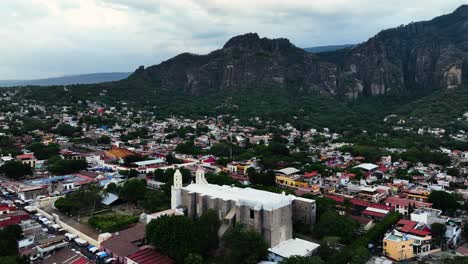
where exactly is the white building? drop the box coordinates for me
[267,238,320,262]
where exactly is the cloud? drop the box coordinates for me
[0,0,465,79]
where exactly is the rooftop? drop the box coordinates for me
[268,238,319,258]
[126,247,174,264]
[182,184,309,210]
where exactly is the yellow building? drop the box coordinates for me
[276,175,308,189]
[383,232,415,261]
[404,189,430,202]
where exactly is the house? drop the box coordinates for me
[42,248,91,264]
[383,220,433,261]
[16,153,37,168]
[100,224,146,263]
[0,205,29,227]
[384,197,432,216]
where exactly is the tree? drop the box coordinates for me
[222,225,268,264]
[315,211,358,243]
[106,182,118,193]
[280,256,325,264]
[146,215,198,263]
[428,190,459,216]
[97,135,111,144]
[184,253,203,264]
[55,184,103,217]
[206,172,238,186]
[166,153,182,164]
[175,141,200,155]
[0,225,23,257]
[447,167,460,177]
[48,158,87,175]
[431,223,447,246]
[28,142,59,159]
[349,246,371,264]
[307,196,336,220]
[0,161,32,179]
[56,123,78,137]
[139,189,170,213]
[248,169,276,187]
[196,209,221,253]
[120,179,147,206]
[318,236,340,261]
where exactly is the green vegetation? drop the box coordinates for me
[314,211,359,243]
[48,157,87,175]
[0,161,32,179]
[428,190,460,216]
[28,142,59,160]
[221,225,269,264]
[331,212,401,264]
[146,210,221,263]
[88,213,139,232]
[431,222,447,246]
[206,172,239,186]
[55,184,103,216]
[0,225,28,264]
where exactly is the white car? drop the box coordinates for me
[105,258,116,263]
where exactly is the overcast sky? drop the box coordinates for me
[0,0,466,79]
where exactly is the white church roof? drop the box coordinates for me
[268,238,319,258]
[182,184,297,210]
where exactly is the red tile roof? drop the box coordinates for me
[385,196,432,208]
[361,210,386,218]
[127,248,174,264]
[304,171,318,178]
[17,153,35,160]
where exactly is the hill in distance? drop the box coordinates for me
[303,44,355,53]
[0,72,131,87]
[16,5,468,130]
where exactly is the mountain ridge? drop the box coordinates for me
[127,5,468,99]
[304,44,355,53]
[0,72,131,87]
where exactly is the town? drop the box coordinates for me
[1,90,468,264]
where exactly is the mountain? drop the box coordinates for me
[304,44,354,53]
[0,72,131,87]
[16,5,468,130]
[129,5,468,99]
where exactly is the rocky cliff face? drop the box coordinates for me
[338,5,468,98]
[133,33,339,95]
[130,5,468,99]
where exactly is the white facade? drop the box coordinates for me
[171,169,183,209]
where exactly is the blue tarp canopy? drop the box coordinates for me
[97,252,109,258]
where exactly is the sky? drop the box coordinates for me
[0,0,466,79]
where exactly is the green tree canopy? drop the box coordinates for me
[428,190,459,215]
[315,211,358,243]
[146,215,198,263]
[120,179,147,205]
[222,225,268,264]
[0,161,32,179]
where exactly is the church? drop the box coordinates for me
[171,168,316,247]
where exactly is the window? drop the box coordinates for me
[250,209,255,219]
